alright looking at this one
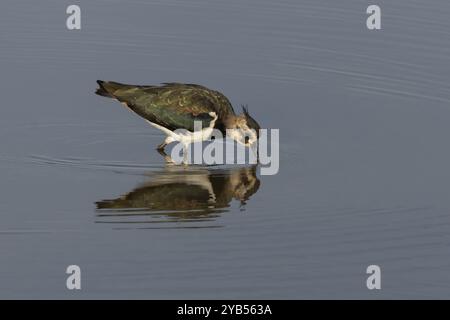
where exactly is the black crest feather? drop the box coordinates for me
[241,104,249,116]
[240,104,260,135]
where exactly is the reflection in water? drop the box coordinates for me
[95,165,260,228]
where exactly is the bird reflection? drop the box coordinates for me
[95,165,260,228]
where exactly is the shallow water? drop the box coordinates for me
[1,0,450,298]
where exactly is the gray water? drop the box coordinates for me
[1,0,450,299]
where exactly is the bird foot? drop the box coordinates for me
[156,147,176,164]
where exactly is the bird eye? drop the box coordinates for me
[244,136,250,144]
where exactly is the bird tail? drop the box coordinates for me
[95,80,126,98]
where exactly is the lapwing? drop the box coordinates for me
[95,81,261,156]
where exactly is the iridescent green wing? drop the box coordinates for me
[97,82,235,132]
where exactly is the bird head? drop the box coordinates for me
[227,105,260,147]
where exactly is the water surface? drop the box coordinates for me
[1,0,450,298]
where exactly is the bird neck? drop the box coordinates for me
[223,114,240,129]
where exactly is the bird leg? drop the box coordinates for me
[156,141,167,151]
[156,147,176,164]
[156,136,174,151]
[182,143,190,165]
[156,136,177,164]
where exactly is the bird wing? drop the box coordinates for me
[96,81,235,132]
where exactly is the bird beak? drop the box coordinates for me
[250,141,259,162]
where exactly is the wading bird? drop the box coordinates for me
[95,81,260,157]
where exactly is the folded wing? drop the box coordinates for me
[96,81,234,132]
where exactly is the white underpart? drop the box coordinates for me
[146,111,218,147]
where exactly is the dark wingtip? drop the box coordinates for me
[95,80,112,98]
